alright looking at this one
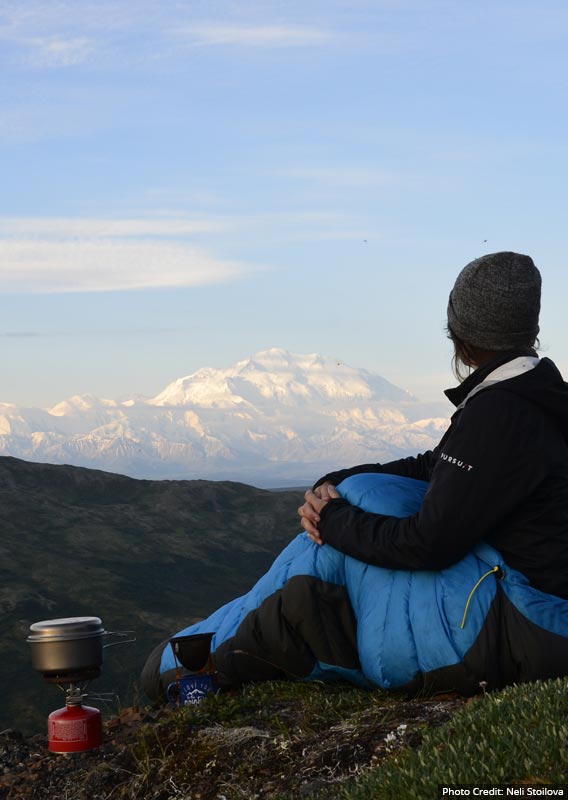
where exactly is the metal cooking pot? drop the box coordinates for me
[27,617,105,678]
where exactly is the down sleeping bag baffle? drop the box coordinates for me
[144,473,568,699]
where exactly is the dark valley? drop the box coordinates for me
[0,456,304,734]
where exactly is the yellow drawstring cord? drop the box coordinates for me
[460,566,501,629]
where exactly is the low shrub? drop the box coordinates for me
[341,677,568,800]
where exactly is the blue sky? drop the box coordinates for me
[1,0,567,407]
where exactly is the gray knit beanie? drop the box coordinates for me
[447,251,541,350]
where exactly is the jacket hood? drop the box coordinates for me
[495,357,568,440]
[444,350,536,407]
[447,356,568,442]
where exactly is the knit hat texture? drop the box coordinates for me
[447,251,541,350]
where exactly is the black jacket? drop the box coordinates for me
[315,355,568,599]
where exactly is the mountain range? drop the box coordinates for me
[0,349,450,486]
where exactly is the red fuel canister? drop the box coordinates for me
[48,702,102,753]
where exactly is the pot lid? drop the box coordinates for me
[27,616,105,643]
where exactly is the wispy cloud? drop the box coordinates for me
[0,2,99,69]
[241,210,369,242]
[274,166,395,187]
[0,240,251,294]
[0,217,229,238]
[0,327,186,338]
[24,35,94,68]
[0,207,369,295]
[0,1,164,71]
[0,215,256,294]
[0,331,42,338]
[1,4,337,73]
[173,23,334,48]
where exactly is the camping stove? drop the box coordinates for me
[27,616,134,753]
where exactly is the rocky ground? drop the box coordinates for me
[0,683,467,800]
[0,706,161,800]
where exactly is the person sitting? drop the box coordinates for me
[142,251,568,702]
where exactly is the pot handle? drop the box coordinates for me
[103,630,136,649]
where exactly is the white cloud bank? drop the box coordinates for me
[0,216,255,293]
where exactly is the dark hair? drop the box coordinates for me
[446,326,478,382]
[446,325,539,383]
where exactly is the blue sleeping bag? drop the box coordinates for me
[159,473,568,692]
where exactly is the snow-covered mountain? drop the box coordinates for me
[0,349,450,486]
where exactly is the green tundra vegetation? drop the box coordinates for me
[100,677,568,799]
[3,676,564,799]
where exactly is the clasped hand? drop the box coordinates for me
[297,482,340,546]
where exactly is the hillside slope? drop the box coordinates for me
[0,456,304,734]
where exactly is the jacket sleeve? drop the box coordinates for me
[312,450,438,490]
[317,390,550,570]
